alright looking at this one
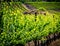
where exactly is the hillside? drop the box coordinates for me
[0,2,60,46]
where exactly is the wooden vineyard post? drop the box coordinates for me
[54,33,56,41]
[34,40,37,46]
[34,11,38,46]
[28,42,30,46]
[58,32,60,39]
[37,40,39,46]
[35,12,37,21]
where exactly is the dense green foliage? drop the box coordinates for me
[0,3,3,34]
[0,2,60,46]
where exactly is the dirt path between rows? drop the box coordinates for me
[22,3,36,11]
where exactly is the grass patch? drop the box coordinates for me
[27,2,60,10]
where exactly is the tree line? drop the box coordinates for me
[0,0,60,2]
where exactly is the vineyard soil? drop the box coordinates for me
[49,39,60,46]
